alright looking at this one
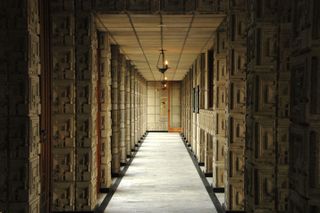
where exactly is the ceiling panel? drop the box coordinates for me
[97,14,224,81]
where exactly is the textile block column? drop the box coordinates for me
[225,0,247,211]
[51,0,76,211]
[289,0,320,212]
[125,61,132,157]
[111,45,120,175]
[75,2,98,209]
[119,55,126,164]
[97,31,112,190]
[212,23,227,190]
[0,0,41,212]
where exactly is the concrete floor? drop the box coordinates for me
[104,132,218,213]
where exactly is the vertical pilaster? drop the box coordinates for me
[125,61,132,157]
[130,68,135,150]
[188,71,193,143]
[51,0,76,211]
[205,133,213,174]
[134,71,139,144]
[97,31,112,189]
[246,1,290,212]
[212,22,227,190]
[75,2,98,209]
[289,0,320,211]
[1,0,42,212]
[111,45,120,175]
[119,55,126,164]
[225,0,247,211]
[192,63,198,154]
[198,53,206,163]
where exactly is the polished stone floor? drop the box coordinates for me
[104,132,218,213]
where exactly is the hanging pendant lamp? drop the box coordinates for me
[157,13,169,75]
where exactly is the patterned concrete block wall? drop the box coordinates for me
[182,74,188,140]
[119,55,126,164]
[125,61,132,157]
[213,22,227,190]
[0,0,41,212]
[110,45,147,172]
[75,4,99,209]
[192,58,201,159]
[111,45,120,175]
[51,0,100,210]
[289,0,320,212]
[199,109,215,173]
[130,68,136,150]
[181,51,217,174]
[143,77,147,135]
[181,78,186,133]
[187,72,193,144]
[134,72,139,143]
[137,74,143,138]
[137,73,147,142]
[197,54,206,163]
[51,0,77,211]
[246,1,291,212]
[97,32,112,189]
[134,74,145,140]
[225,0,247,210]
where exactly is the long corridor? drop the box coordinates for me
[104,133,218,213]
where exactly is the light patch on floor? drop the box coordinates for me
[104,132,218,213]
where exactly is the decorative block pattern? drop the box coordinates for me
[75,7,98,210]
[289,0,320,211]
[246,1,291,212]
[51,0,76,211]
[98,31,112,189]
[0,0,41,212]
